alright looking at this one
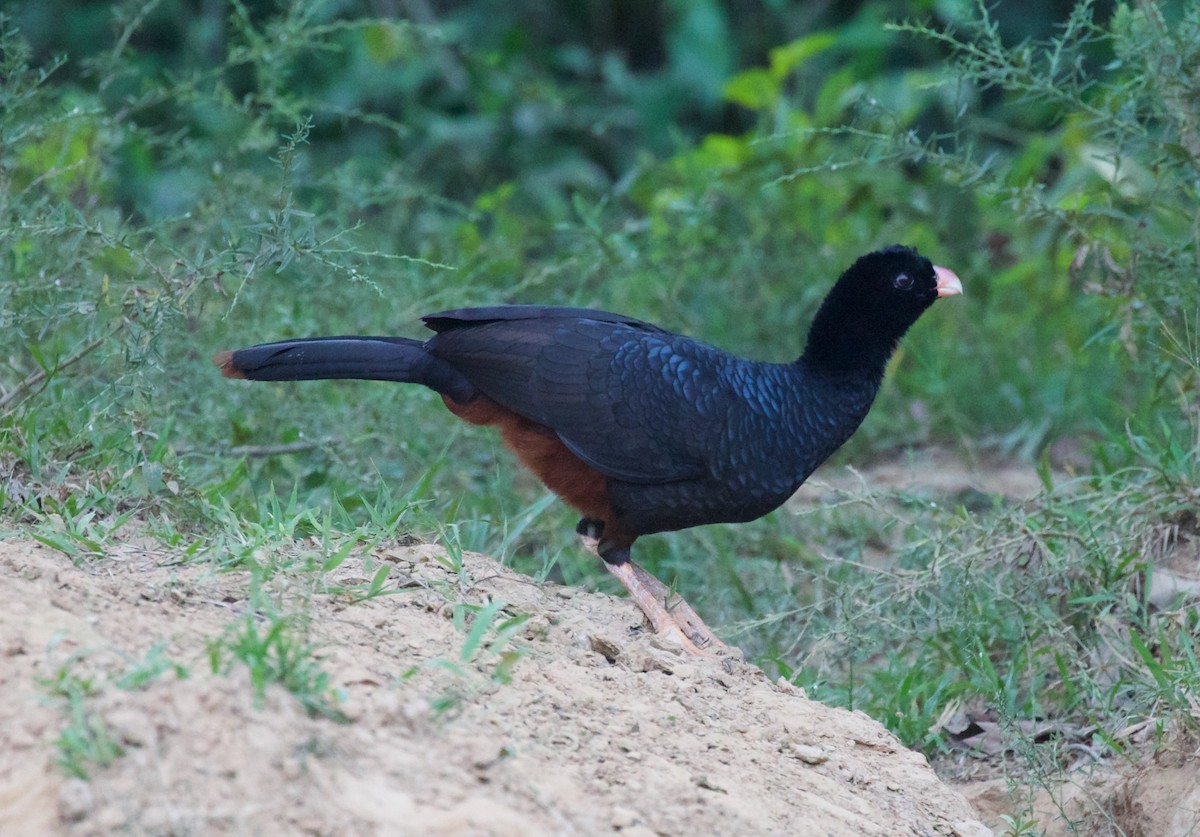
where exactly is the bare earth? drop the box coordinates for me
[0,530,990,836]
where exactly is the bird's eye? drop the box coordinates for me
[893,273,914,290]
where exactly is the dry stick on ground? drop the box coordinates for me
[172,439,344,458]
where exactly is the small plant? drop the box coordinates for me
[451,597,530,680]
[41,663,124,780]
[27,501,138,564]
[422,597,531,717]
[433,523,466,576]
[998,812,1042,837]
[114,642,190,691]
[208,613,347,722]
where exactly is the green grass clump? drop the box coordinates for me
[208,611,347,721]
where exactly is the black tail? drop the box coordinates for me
[214,336,476,400]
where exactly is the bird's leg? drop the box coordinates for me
[576,519,732,656]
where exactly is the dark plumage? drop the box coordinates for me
[216,244,962,654]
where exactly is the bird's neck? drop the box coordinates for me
[797,310,897,384]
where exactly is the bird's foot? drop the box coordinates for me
[625,561,737,657]
[601,559,712,655]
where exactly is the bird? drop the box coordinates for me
[215,245,962,655]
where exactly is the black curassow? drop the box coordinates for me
[216,245,962,655]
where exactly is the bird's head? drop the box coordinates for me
[802,244,962,377]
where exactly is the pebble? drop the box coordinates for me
[106,708,158,749]
[611,806,638,828]
[94,804,127,830]
[58,778,94,822]
[141,804,176,831]
[621,826,658,837]
[788,743,830,765]
[588,635,621,661]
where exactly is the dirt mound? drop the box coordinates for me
[0,535,989,835]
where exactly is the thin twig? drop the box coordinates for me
[0,328,117,413]
[177,439,342,458]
